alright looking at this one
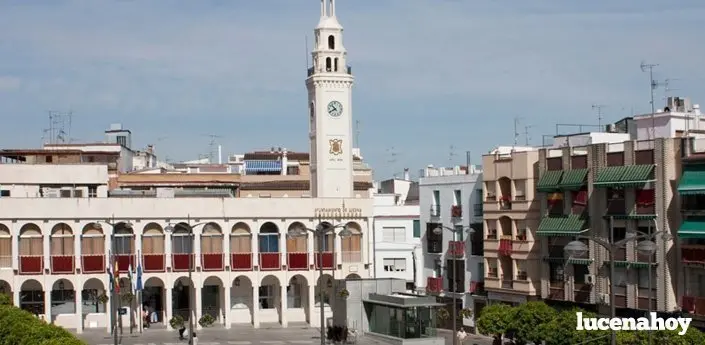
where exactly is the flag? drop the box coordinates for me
[136,259,143,292]
[114,260,120,294]
[128,264,134,294]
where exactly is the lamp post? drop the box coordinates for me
[563,217,669,345]
[289,222,353,345]
[95,219,133,345]
[165,219,209,345]
[432,225,474,345]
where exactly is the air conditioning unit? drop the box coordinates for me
[584,274,595,285]
[599,293,609,304]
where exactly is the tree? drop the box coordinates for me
[476,303,514,342]
[540,309,608,345]
[509,301,557,345]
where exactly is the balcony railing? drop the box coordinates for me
[231,252,252,271]
[447,241,464,257]
[51,255,74,274]
[426,277,443,293]
[682,245,705,264]
[500,276,513,289]
[315,252,335,269]
[115,254,135,272]
[202,253,224,271]
[516,271,528,281]
[259,253,281,270]
[342,251,361,263]
[499,237,513,256]
[287,252,308,270]
[172,253,194,272]
[574,284,591,303]
[451,205,462,218]
[469,281,485,295]
[548,282,565,300]
[487,270,498,279]
[143,253,165,272]
[683,296,705,316]
[19,255,43,274]
[81,254,105,273]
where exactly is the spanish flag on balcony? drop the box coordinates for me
[114,260,120,293]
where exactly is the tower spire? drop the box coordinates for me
[321,0,326,17]
[330,0,336,17]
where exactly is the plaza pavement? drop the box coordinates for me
[75,325,495,345]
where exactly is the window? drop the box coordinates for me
[172,234,193,254]
[45,155,53,163]
[286,235,307,253]
[454,190,462,205]
[383,258,406,272]
[314,232,334,252]
[201,233,223,253]
[412,220,421,238]
[549,262,564,282]
[286,166,300,175]
[433,190,440,205]
[453,225,464,242]
[470,224,484,256]
[341,231,362,262]
[611,227,626,242]
[82,289,106,313]
[258,234,279,253]
[230,232,251,253]
[516,260,527,280]
[0,190,9,197]
[0,227,11,268]
[259,285,276,309]
[20,290,45,314]
[50,230,74,256]
[51,287,76,314]
[117,135,127,147]
[382,227,406,242]
[88,186,97,198]
[426,223,442,253]
[573,265,589,284]
[73,189,83,198]
[638,267,656,289]
[325,57,332,72]
[327,35,335,49]
[478,262,484,279]
[287,283,303,308]
[334,58,338,72]
[613,267,627,287]
[60,190,71,198]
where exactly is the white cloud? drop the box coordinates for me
[0,76,21,91]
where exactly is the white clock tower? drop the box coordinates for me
[306,0,355,198]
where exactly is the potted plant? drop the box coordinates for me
[459,308,473,319]
[120,292,134,304]
[339,288,349,299]
[97,293,109,305]
[437,308,450,320]
[198,314,216,328]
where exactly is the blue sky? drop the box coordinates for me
[1,0,704,179]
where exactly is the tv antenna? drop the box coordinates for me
[523,125,533,146]
[355,120,361,148]
[449,145,456,164]
[513,117,521,146]
[386,146,399,164]
[202,134,222,163]
[42,110,73,145]
[640,61,659,139]
[592,104,607,129]
[663,78,680,99]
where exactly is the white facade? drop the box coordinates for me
[418,165,483,320]
[0,196,372,333]
[307,0,355,198]
[372,193,421,288]
[0,164,110,198]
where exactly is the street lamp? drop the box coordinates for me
[165,220,210,345]
[563,217,670,345]
[95,219,133,345]
[288,222,353,345]
[432,225,474,345]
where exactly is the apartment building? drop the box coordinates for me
[535,134,683,320]
[482,147,542,306]
[372,172,422,289]
[419,164,484,329]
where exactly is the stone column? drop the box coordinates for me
[223,285,231,329]
[165,287,173,328]
[252,286,260,328]
[308,284,316,327]
[195,284,203,330]
[76,277,84,334]
[280,284,288,327]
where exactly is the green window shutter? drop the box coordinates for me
[413,220,421,238]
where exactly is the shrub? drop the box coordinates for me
[169,315,185,329]
[0,293,11,306]
[0,305,87,345]
[198,314,216,328]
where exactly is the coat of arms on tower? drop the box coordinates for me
[329,139,343,155]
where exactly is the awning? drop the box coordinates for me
[679,218,705,239]
[537,170,563,192]
[245,160,282,173]
[610,261,654,268]
[558,169,589,190]
[567,258,593,265]
[593,164,655,188]
[678,164,705,195]
[536,215,588,236]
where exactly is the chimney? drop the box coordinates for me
[466,151,471,175]
[403,168,410,181]
[281,148,288,176]
[218,145,222,164]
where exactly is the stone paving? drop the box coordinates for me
[75,325,495,345]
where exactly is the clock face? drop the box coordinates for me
[327,101,343,117]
